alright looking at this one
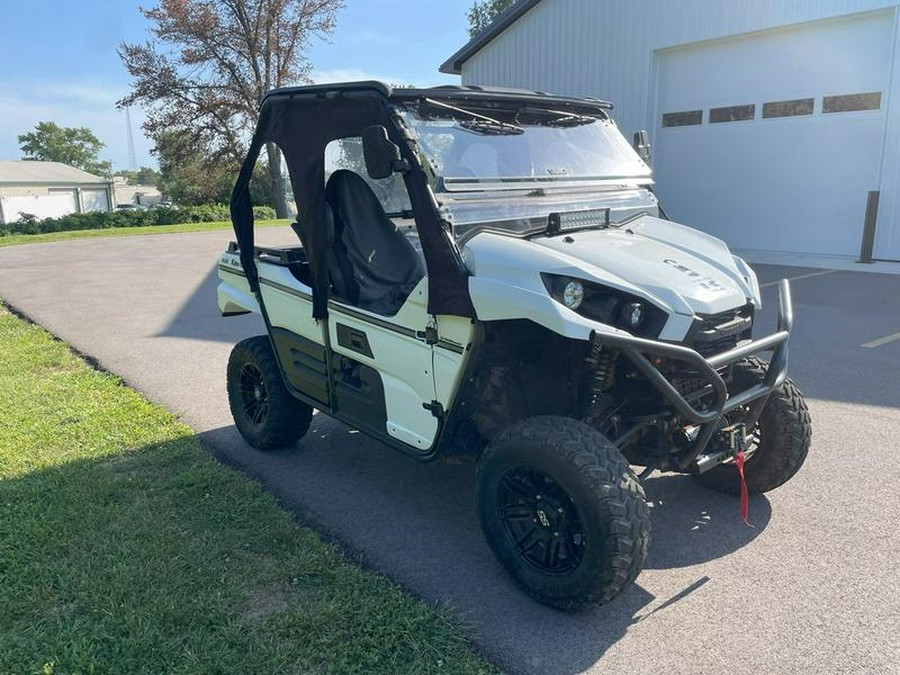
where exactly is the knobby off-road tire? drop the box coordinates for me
[227,336,313,450]
[695,356,811,495]
[476,416,650,611]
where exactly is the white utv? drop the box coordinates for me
[218,82,811,611]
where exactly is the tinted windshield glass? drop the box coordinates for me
[400,102,651,190]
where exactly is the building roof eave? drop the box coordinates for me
[439,0,543,75]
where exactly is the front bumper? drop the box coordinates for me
[591,279,793,472]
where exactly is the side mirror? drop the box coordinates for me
[362,125,409,179]
[632,130,652,166]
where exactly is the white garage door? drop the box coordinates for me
[653,11,892,257]
[81,189,110,213]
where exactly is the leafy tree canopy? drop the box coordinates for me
[116,166,161,186]
[18,122,112,177]
[119,0,344,217]
[467,0,515,37]
[155,130,276,207]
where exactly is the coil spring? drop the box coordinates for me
[582,344,617,421]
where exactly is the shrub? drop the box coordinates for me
[0,204,280,237]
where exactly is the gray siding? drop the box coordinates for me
[463,0,897,135]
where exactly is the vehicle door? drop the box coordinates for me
[324,136,440,452]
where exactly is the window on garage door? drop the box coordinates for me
[709,104,756,123]
[662,110,702,127]
[762,98,814,119]
[823,92,882,114]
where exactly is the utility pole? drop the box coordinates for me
[125,106,138,171]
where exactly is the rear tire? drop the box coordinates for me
[476,416,650,611]
[694,356,811,495]
[227,336,313,450]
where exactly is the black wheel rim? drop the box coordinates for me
[497,466,585,576]
[239,363,269,427]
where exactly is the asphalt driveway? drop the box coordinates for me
[2,228,899,675]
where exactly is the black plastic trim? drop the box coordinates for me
[270,327,331,406]
[432,323,486,457]
[436,339,465,354]
[331,353,387,438]
[219,263,247,278]
[336,323,374,358]
[261,278,313,302]
[329,300,417,338]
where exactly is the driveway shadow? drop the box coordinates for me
[197,417,768,675]
[642,474,770,569]
[156,264,266,344]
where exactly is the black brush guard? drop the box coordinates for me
[591,280,793,473]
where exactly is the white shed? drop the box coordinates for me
[0,161,115,224]
[441,0,900,262]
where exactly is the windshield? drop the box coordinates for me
[398,100,657,239]
[400,101,652,191]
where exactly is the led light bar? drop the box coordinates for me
[547,208,611,235]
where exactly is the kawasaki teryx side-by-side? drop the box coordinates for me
[217,81,811,611]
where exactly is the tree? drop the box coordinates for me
[116,166,161,186]
[155,130,276,207]
[18,122,112,176]
[118,0,344,218]
[155,131,234,205]
[467,0,515,37]
[136,166,161,186]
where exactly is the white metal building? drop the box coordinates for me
[441,0,900,261]
[0,161,115,224]
[113,176,163,208]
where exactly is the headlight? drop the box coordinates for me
[562,280,584,309]
[620,301,644,329]
[541,274,665,338]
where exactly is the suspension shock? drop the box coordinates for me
[582,343,618,423]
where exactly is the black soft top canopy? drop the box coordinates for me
[232,81,612,320]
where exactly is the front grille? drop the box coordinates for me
[695,334,738,357]
[700,308,742,326]
[691,304,753,357]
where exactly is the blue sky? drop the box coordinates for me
[0,0,472,171]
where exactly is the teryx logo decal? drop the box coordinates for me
[663,259,728,292]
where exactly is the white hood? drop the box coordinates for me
[532,215,753,315]
[463,215,760,342]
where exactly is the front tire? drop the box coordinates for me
[695,357,811,495]
[227,336,313,450]
[476,416,650,611]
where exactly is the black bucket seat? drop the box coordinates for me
[323,170,425,316]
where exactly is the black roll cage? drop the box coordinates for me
[231,81,615,323]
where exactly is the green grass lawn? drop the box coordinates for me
[0,219,287,248]
[0,306,493,675]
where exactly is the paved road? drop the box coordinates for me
[2,229,899,675]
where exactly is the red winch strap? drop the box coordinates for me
[735,449,752,527]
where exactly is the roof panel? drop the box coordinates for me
[0,161,110,184]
